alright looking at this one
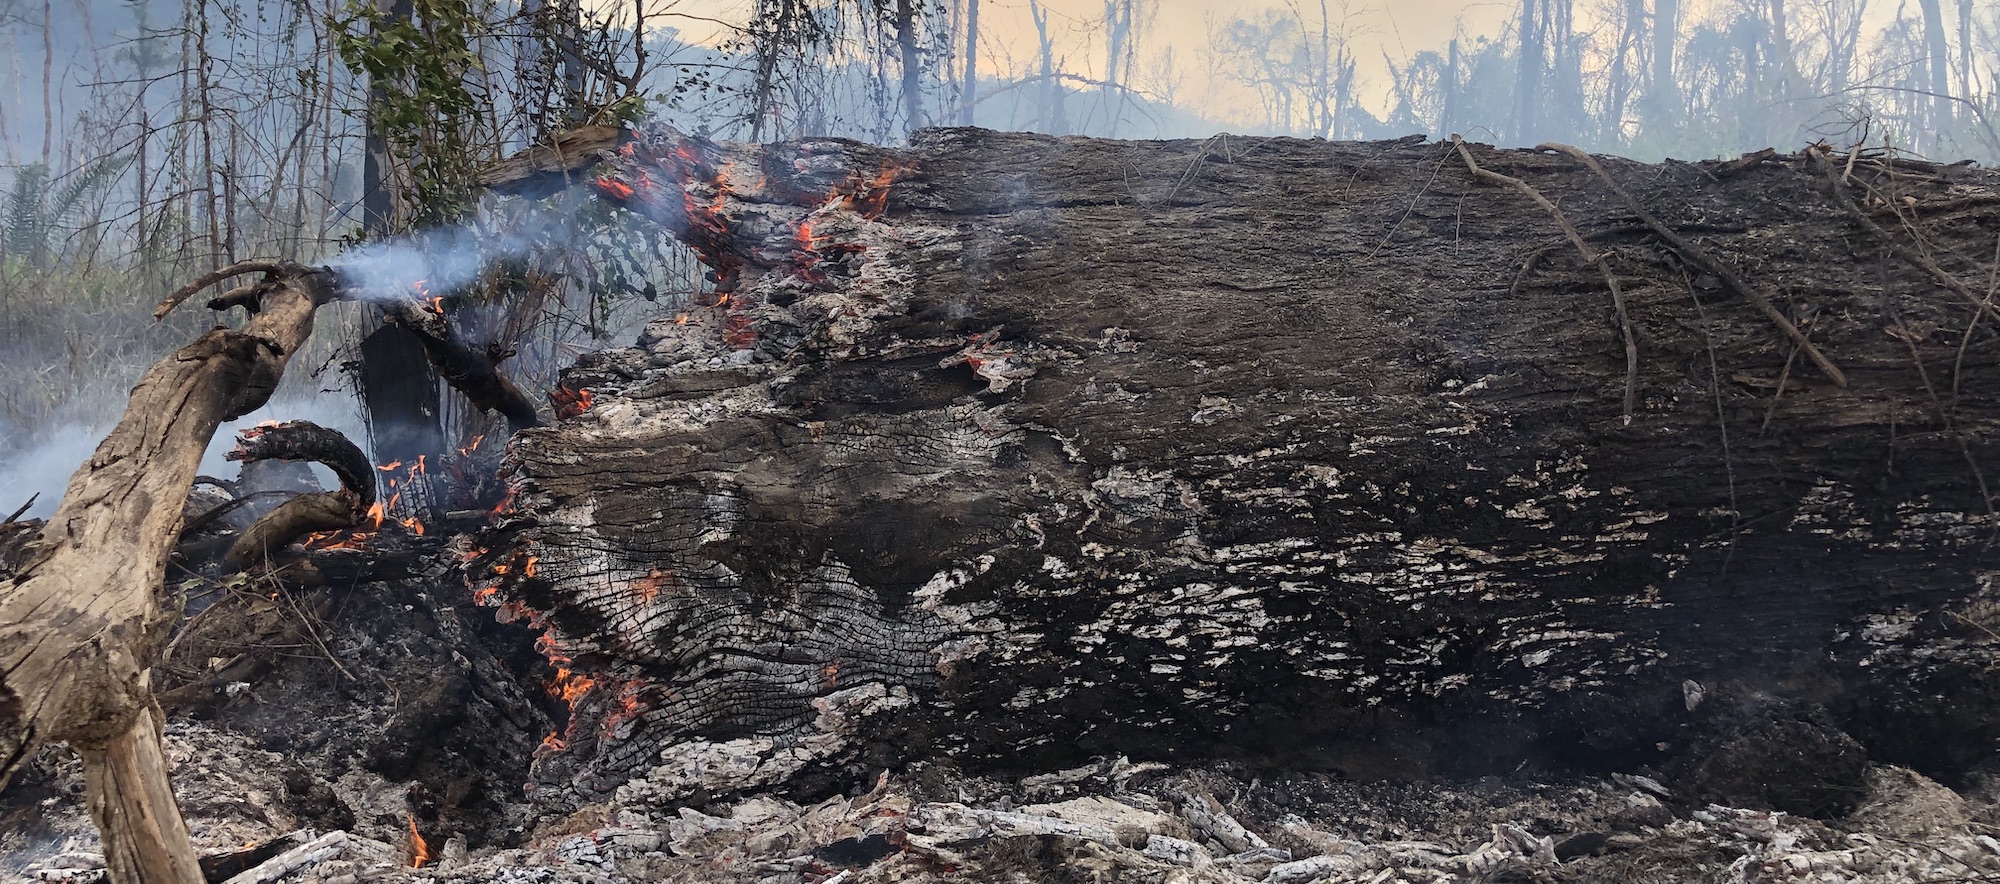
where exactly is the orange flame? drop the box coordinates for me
[550,385,594,419]
[428,296,445,315]
[407,814,430,869]
[540,731,569,752]
[401,516,424,536]
[633,566,671,604]
[602,682,646,738]
[595,176,635,201]
[675,313,690,325]
[547,665,597,704]
[365,501,385,530]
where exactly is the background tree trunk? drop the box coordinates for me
[1651,0,1678,118]
[1918,0,1953,140]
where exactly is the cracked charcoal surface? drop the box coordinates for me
[489,128,2000,810]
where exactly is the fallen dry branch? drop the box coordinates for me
[1453,135,1641,417]
[220,421,374,571]
[0,261,341,884]
[382,298,542,430]
[1807,146,2000,328]
[1538,141,1849,388]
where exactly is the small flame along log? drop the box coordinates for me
[0,260,342,884]
[221,420,376,571]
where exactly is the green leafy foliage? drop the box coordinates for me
[2,156,132,268]
[332,0,487,225]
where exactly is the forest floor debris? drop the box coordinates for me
[7,720,2000,883]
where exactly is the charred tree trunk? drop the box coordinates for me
[483,129,2000,815]
[1,262,341,884]
[360,0,447,465]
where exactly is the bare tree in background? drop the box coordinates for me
[1650,0,1678,122]
[959,0,978,124]
[1515,0,1543,141]
[1917,0,1952,137]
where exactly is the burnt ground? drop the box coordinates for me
[10,716,2000,883]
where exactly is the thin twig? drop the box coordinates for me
[1453,136,1639,419]
[1760,333,1803,435]
[1951,236,2000,422]
[1364,144,1453,263]
[1541,142,1847,388]
[1809,147,2000,328]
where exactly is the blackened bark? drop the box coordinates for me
[487,128,2000,810]
[381,299,543,432]
[359,324,446,465]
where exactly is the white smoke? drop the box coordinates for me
[329,192,593,303]
[0,392,365,521]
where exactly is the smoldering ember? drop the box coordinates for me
[4,121,2000,884]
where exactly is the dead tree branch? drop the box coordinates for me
[1453,136,1641,418]
[1807,147,2000,328]
[221,421,374,571]
[1538,142,1848,389]
[0,262,340,884]
[382,299,543,430]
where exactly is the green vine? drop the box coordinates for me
[333,0,486,226]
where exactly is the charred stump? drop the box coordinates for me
[219,420,376,571]
[481,129,2000,817]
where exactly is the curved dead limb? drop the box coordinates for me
[220,421,373,571]
[223,494,361,572]
[1806,147,2000,328]
[1,262,339,884]
[226,421,375,510]
[1453,136,1641,419]
[152,260,287,320]
[1538,142,1848,389]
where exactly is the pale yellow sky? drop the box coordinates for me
[648,0,1900,125]
[655,0,1517,122]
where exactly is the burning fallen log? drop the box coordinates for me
[477,127,2000,820]
[0,261,341,884]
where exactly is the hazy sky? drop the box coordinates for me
[661,0,1520,118]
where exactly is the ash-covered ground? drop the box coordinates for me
[9,714,2000,884]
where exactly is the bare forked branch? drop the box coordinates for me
[1539,141,1848,388]
[152,260,289,320]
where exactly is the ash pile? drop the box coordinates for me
[15,732,2000,884]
